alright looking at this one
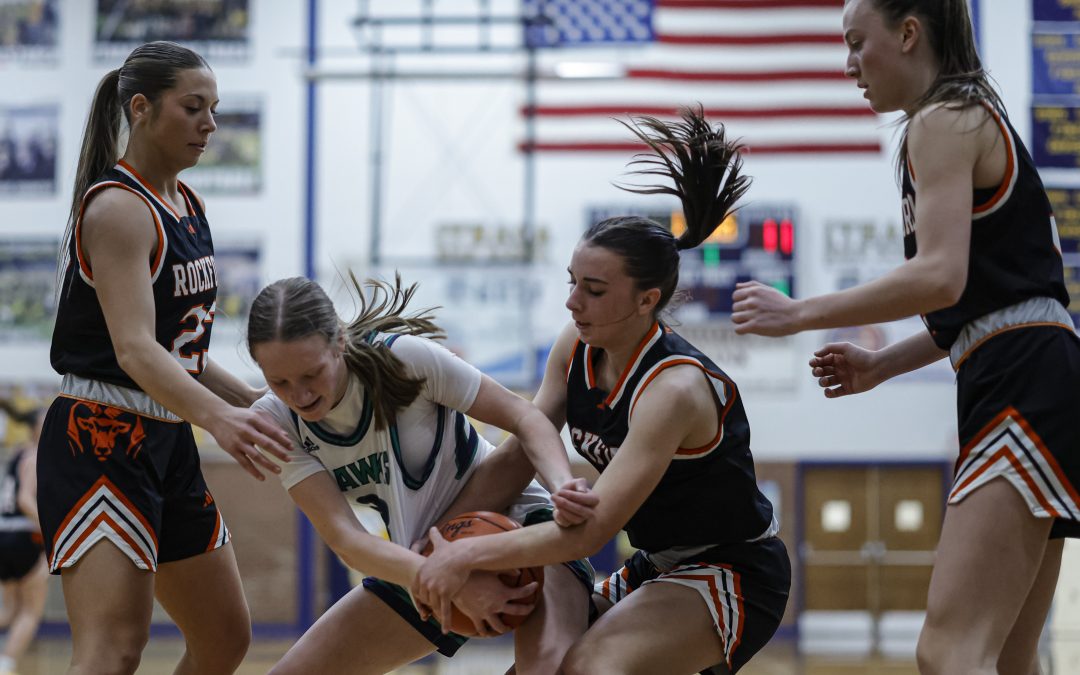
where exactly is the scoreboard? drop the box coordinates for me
[586,203,797,317]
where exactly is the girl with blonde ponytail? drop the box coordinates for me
[246,273,599,674]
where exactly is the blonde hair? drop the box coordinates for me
[247,273,443,430]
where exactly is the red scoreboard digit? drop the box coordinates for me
[587,203,798,317]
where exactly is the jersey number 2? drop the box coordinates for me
[171,302,216,374]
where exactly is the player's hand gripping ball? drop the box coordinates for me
[421,511,544,636]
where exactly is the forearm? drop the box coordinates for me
[797,257,961,331]
[116,339,228,427]
[438,440,536,524]
[200,358,264,407]
[461,518,609,571]
[515,409,574,490]
[327,527,425,588]
[875,331,948,381]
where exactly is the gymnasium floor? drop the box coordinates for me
[12,628,1080,673]
[7,635,922,675]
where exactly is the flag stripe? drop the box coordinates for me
[524,104,874,119]
[524,0,874,157]
[626,68,847,82]
[659,0,843,8]
[656,32,844,46]
[520,141,881,154]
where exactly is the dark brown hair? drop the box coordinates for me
[584,105,750,313]
[59,41,210,292]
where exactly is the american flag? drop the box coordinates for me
[519,0,881,157]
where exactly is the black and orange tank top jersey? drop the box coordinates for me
[901,104,1069,350]
[564,322,775,551]
[51,161,217,389]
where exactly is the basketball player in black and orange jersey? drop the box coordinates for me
[731,1,1080,673]
[0,407,47,675]
[36,42,292,675]
[413,109,791,675]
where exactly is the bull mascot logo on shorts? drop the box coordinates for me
[66,402,146,461]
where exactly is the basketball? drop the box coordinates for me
[421,511,545,637]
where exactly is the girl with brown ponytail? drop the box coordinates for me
[413,107,791,675]
[38,41,293,675]
[733,1,1080,672]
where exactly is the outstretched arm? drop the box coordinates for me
[732,104,984,336]
[82,189,291,479]
[810,330,947,398]
[413,364,710,625]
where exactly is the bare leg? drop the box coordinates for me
[513,564,590,675]
[62,542,155,675]
[996,539,1063,675]
[155,544,251,675]
[0,555,47,668]
[0,582,15,630]
[269,585,436,675]
[560,582,725,675]
[916,478,1054,675]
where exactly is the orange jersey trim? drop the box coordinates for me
[972,106,1016,217]
[565,339,580,382]
[953,405,1080,510]
[51,475,159,560]
[117,159,187,222]
[952,322,1075,370]
[55,511,155,570]
[205,509,222,553]
[604,322,662,408]
[679,570,743,669]
[74,182,167,282]
[627,358,736,457]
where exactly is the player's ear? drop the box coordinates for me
[638,288,661,315]
[128,93,152,125]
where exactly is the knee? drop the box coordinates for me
[94,652,144,675]
[559,642,601,675]
[915,632,943,675]
[72,630,149,675]
[917,628,987,675]
[218,623,252,669]
[192,620,251,672]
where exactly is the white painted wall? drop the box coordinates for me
[0,1,1042,461]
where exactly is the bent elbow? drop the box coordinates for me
[114,349,139,379]
[935,273,967,308]
[113,340,151,379]
[919,262,966,311]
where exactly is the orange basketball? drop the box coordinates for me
[421,511,544,637]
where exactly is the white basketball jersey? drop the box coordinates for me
[256,332,549,547]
